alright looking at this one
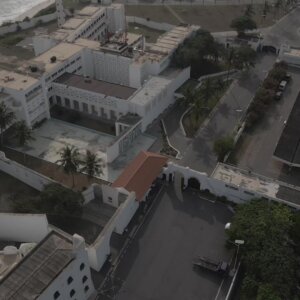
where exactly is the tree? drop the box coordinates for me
[13,121,34,146]
[232,46,257,70]
[56,145,80,187]
[200,78,214,104]
[227,199,297,299]
[182,88,198,107]
[230,15,257,37]
[213,135,234,162]
[244,4,255,17]
[0,102,15,146]
[40,183,83,216]
[224,47,236,81]
[80,150,103,178]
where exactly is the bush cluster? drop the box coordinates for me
[245,61,287,129]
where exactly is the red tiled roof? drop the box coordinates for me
[112,151,168,200]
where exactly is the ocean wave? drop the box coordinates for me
[0,0,47,24]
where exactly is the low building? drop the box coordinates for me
[0,231,95,300]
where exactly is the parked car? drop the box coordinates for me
[284,73,292,82]
[192,256,229,275]
[274,91,283,101]
[278,80,288,91]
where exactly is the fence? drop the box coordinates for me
[0,13,57,36]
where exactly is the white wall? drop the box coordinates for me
[33,35,59,56]
[0,151,55,191]
[126,16,174,32]
[0,13,57,36]
[87,191,138,271]
[163,162,300,208]
[0,213,49,242]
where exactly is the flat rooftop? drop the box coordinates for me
[0,231,74,300]
[130,76,170,106]
[78,5,103,16]
[0,70,38,91]
[212,163,280,199]
[55,73,137,100]
[32,42,83,73]
[274,92,300,165]
[75,38,101,50]
[62,18,85,30]
[148,26,197,55]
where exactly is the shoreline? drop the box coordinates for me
[14,0,55,23]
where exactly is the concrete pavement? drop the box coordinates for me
[164,54,276,175]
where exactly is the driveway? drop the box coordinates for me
[165,54,276,175]
[230,68,300,185]
[103,185,234,300]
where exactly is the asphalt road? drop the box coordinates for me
[107,186,233,300]
[231,68,300,185]
[164,54,276,175]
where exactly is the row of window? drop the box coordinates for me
[53,285,89,300]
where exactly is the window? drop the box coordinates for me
[70,289,75,298]
[82,103,88,113]
[67,276,73,285]
[53,291,60,299]
[80,263,85,271]
[73,100,79,110]
[65,98,70,108]
[84,285,89,293]
[56,96,61,105]
[82,275,88,283]
[225,184,238,191]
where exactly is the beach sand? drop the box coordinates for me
[14,0,55,22]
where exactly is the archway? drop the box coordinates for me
[187,177,200,190]
[262,45,277,54]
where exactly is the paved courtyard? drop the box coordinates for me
[104,185,234,300]
[12,119,156,182]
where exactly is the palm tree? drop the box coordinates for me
[80,150,103,179]
[225,47,236,82]
[13,121,34,146]
[56,145,80,188]
[200,78,214,105]
[0,102,15,146]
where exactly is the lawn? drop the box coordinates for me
[127,22,165,43]
[125,4,287,32]
[183,79,232,137]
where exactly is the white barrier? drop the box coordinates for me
[0,13,56,36]
[126,16,174,31]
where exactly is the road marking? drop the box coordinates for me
[214,277,226,300]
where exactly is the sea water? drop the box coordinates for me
[0,0,46,25]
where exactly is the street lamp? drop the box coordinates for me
[233,239,244,271]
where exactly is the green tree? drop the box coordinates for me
[227,199,297,299]
[80,150,103,178]
[232,46,257,70]
[244,4,255,17]
[257,284,281,300]
[213,135,234,162]
[40,183,83,216]
[13,120,34,146]
[0,102,15,146]
[182,87,198,107]
[56,145,80,188]
[230,15,257,37]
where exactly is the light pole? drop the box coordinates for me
[233,239,244,270]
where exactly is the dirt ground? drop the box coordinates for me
[125,4,286,32]
[0,171,40,212]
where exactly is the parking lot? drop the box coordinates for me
[101,185,234,300]
[230,68,300,185]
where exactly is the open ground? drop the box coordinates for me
[98,185,234,300]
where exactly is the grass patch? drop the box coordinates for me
[127,22,165,43]
[0,34,24,46]
[183,79,232,137]
[34,4,56,17]
[176,79,199,94]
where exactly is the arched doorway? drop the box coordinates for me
[187,177,200,190]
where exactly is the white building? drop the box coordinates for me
[0,231,95,300]
[0,3,197,163]
[278,44,300,67]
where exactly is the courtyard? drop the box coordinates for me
[9,118,156,182]
[99,185,234,300]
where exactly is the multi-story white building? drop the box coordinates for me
[0,2,197,163]
[0,231,95,300]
